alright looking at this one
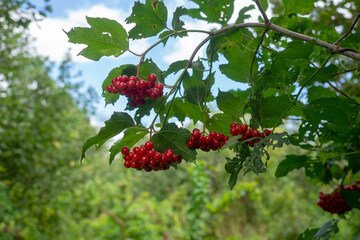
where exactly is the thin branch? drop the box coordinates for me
[254,0,270,23]
[333,67,358,76]
[106,211,126,228]
[187,35,212,66]
[334,13,360,45]
[327,81,351,98]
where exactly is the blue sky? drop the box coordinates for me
[29,0,268,126]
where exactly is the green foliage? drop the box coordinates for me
[66,17,129,60]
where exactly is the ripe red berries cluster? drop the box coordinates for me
[187,128,229,152]
[106,73,164,107]
[229,122,271,147]
[121,141,182,172]
[317,180,360,214]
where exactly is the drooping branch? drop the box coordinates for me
[254,0,270,24]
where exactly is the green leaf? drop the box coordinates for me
[300,65,337,85]
[126,0,168,39]
[102,65,135,105]
[341,190,360,209]
[276,40,316,60]
[220,47,258,83]
[66,17,129,61]
[206,113,239,135]
[235,5,255,24]
[109,127,148,164]
[228,163,242,190]
[297,228,319,240]
[133,97,165,125]
[313,219,339,240]
[275,155,309,177]
[217,90,247,118]
[172,7,188,31]
[283,0,316,15]
[162,98,205,124]
[81,112,134,161]
[152,123,197,162]
[307,86,336,103]
[346,153,360,174]
[187,0,235,25]
[302,97,360,132]
[163,60,188,79]
[139,58,162,80]
[259,95,293,128]
[183,62,214,105]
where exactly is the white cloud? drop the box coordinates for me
[28,4,149,63]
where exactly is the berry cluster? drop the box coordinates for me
[229,122,271,147]
[121,141,182,172]
[317,191,351,214]
[317,180,360,214]
[106,73,164,107]
[187,128,229,152]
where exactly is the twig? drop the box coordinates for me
[106,211,126,228]
[333,67,358,76]
[327,81,351,98]
[187,35,212,67]
[334,13,360,45]
[254,0,270,23]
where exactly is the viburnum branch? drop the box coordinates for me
[327,81,351,99]
[254,0,270,23]
[127,49,142,57]
[271,54,334,133]
[187,35,212,67]
[334,13,360,45]
[250,30,267,87]
[333,67,358,76]
[208,22,360,60]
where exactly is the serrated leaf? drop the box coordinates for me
[158,30,173,46]
[283,0,316,15]
[307,86,336,103]
[313,219,339,240]
[302,97,360,132]
[275,155,309,177]
[220,47,258,83]
[300,65,337,85]
[297,228,319,240]
[163,60,188,79]
[161,98,205,124]
[341,190,360,209]
[109,127,148,164]
[217,90,247,118]
[276,40,316,60]
[139,58,162,81]
[346,153,360,174]
[152,123,197,162]
[126,0,168,39]
[206,113,239,134]
[81,112,134,161]
[66,17,129,60]
[172,7,188,31]
[259,95,293,127]
[235,5,255,24]
[102,65,135,105]
[183,62,214,105]
[187,0,235,25]
[228,164,242,190]
[222,135,242,149]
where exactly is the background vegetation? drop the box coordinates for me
[0,0,359,239]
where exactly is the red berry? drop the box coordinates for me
[148,73,157,83]
[127,79,136,89]
[133,147,140,154]
[230,122,239,128]
[129,100,137,108]
[129,76,137,82]
[124,161,131,168]
[209,131,216,138]
[141,155,150,164]
[145,141,154,150]
[264,129,271,136]
[121,146,130,155]
[120,75,129,82]
[138,80,148,89]
[251,129,260,137]
[139,146,147,155]
[154,152,162,161]
[230,128,238,136]
[192,130,201,139]
[187,140,195,148]
[149,91,158,100]
[106,85,117,93]
[155,83,164,91]
[215,133,224,141]
[240,124,248,133]
[244,130,252,138]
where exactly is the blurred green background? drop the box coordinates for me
[1,0,360,239]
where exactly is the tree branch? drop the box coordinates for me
[327,81,351,98]
[254,0,270,23]
[334,13,360,45]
